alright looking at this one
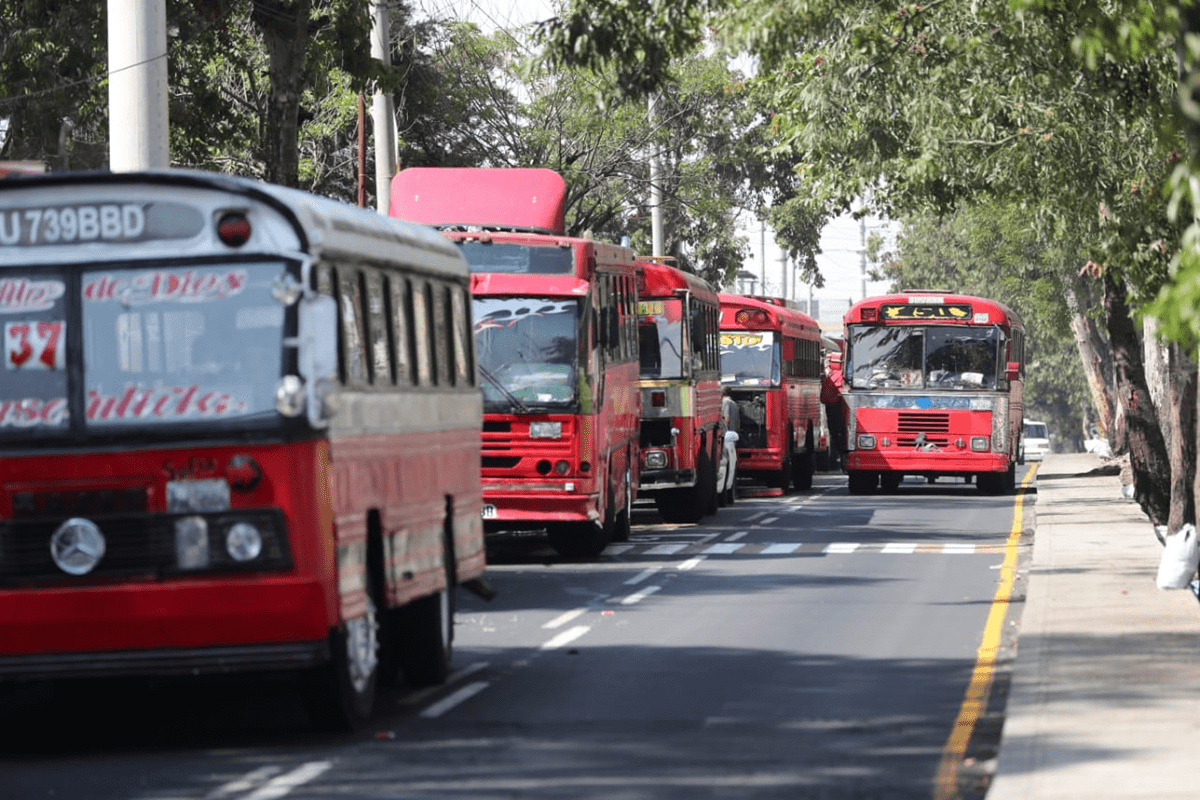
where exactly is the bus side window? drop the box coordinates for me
[411,279,434,387]
[388,275,414,386]
[450,285,474,387]
[364,269,392,386]
[431,281,451,386]
[336,267,370,387]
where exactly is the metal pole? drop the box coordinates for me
[648,93,664,257]
[370,0,396,214]
[107,0,169,170]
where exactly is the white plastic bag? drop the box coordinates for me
[1156,524,1199,590]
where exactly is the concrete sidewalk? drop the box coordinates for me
[987,453,1200,799]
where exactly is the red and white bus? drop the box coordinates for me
[841,292,1025,493]
[391,167,640,558]
[635,259,723,521]
[0,169,486,729]
[718,294,824,491]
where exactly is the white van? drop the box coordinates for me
[1023,420,1052,462]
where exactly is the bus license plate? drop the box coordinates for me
[481,504,497,519]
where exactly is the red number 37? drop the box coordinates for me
[5,321,65,370]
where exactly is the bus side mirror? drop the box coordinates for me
[1005,361,1020,381]
[299,294,339,427]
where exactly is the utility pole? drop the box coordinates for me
[107,0,169,170]
[648,93,664,257]
[779,249,789,300]
[859,216,868,302]
[370,0,396,214]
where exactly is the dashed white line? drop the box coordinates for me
[243,762,332,800]
[745,511,768,521]
[543,607,588,629]
[206,766,283,799]
[646,543,687,555]
[677,556,705,571]
[625,567,661,585]
[762,543,801,555]
[882,543,918,554]
[759,516,778,525]
[942,543,976,554]
[725,531,748,542]
[418,681,490,719]
[825,542,861,553]
[621,585,661,605]
[540,624,591,650]
[605,543,636,554]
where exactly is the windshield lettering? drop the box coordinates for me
[84,269,247,305]
[86,385,247,421]
[0,397,68,427]
[0,278,65,313]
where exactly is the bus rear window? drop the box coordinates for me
[457,242,574,275]
[81,263,285,426]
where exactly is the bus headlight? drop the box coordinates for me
[644,450,668,469]
[175,516,210,570]
[857,434,877,449]
[226,522,264,562]
[530,421,563,439]
[971,436,990,452]
[275,375,306,417]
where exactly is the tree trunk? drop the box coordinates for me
[1063,274,1115,441]
[252,0,311,187]
[1103,270,1171,525]
[1166,341,1197,532]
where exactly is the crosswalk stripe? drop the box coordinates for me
[703,543,745,554]
[882,543,918,554]
[762,543,802,555]
[824,542,861,553]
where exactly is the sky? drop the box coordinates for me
[413,0,898,330]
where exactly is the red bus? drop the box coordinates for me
[841,292,1026,493]
[635,259,723,521]
[718,294,824,491]
[391,167,640,558]
[0,170,486,729]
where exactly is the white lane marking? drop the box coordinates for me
[745,511,767,521]
[243,762,332,800]
[625,566,661,585]
[725,531,748,542]
[759,516,778,525]
[418,681,490,719]
[882,543,918,554]
[703,542,745,555]
[543,608,588,629]
[206,766,282,799]
[606,543,635,555]
[646,543,687,555]
[677,556,705,571]
[540,625,591,650]
[942,543,976,554]
[762,543,801,555]
[621,585,662,605]
[402,661,490,706]
[825,542,860,553]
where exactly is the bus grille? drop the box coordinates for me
[0,509,290,586]
[897,412,951,433]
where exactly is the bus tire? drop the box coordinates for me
[770,445,793,493]
[398,528,456,686]
[701,449,720,516]
[548,520,609,558]
[610,465,632,543]
[306,589,380,731]
[792,427,815,491]
[880,472,903,492]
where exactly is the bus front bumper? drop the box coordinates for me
[846,450,1010,474]
[481,484,601,530]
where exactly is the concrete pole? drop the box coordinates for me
[648,94,664,257]
[370,0,396,214]
[107,0,169,171]
[859,217,868,301]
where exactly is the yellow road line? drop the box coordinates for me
[933,464,1037,799]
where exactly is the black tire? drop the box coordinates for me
[792,427,815,491]
[656,450,715,523]
[976,472,1003,495]
[397,530,455,686]
[306,594,380,731]
[847,470,877,495]
[769,439,793,492]
[700,449,719,517]
[880,472,903,492]
[548,520,609,557]
[610,465,633,543]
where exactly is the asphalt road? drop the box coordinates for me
[0,469,1033,800]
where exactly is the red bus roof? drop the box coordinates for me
[844,292,1023,330]
[390,167,567,235]
[718,293,822,341]
[636,259,719,307]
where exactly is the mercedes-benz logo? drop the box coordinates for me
[50,518,107,575]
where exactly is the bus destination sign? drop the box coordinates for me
[882,303,972,320]
[0,201,205,247]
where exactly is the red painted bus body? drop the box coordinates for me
[0,170,485,729]
[635,260,723,522]
[842,292,1026,493]
[718,294,824,491]
[392,168,641,558]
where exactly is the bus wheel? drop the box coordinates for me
[307,593,379,731]
[880,472,903,493]
[398,531,456,687]
[770,448,793,493]
[792,428,815,491]
[610,466,633,543]
[548,521,609,558]
[847,470,877,495]
[976,472,1002,494]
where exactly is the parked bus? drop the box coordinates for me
[0,169,486,730]
[391,167,640,558]
[718,294,824,491]
[842,291,1025,493]
[635,259,723,521]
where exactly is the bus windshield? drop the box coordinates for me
[720,331,779,387]
[638,299,684,379]
[82,263,286,426]
[473,297,578,412]
[847,324,1000,390]
[457,242,574,275]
